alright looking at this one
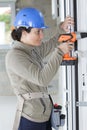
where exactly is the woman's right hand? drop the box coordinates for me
[58,42,74,54]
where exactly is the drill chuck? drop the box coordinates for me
[76,32,87,40]
[80,32,87,38]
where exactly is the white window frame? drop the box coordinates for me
[0,1,16,49]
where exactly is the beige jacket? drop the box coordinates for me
[5,27,64,128]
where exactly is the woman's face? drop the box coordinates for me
[21,28,44,46]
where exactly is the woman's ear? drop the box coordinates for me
[20,30,28,42]
[22,30,27,36]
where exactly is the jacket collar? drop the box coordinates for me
[11,40,36,53]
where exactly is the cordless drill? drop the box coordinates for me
[58,32,87,60]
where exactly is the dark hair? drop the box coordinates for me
[11,27,32,41]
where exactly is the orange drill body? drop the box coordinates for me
[58,32,77,43]
[58,32,77,60]
[58,32,87,60]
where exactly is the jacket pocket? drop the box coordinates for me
[42,98,53,116]
[23,99,46,118]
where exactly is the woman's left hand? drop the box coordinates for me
[60,16,74,32]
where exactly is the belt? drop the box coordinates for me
[12,92,49,130]
[22,92,49,100]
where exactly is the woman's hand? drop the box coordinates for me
[60,16,74,32]
[58,42,74,54]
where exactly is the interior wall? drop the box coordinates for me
[0,49,14,95]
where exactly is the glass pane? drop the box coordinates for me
[0,7,11,45]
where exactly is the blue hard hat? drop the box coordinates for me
[14,7,48,29]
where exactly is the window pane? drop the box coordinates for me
[0,7,11,45]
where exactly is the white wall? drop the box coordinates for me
[0,96,17,130]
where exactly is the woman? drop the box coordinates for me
[5,7,74,130]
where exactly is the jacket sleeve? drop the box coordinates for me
[6,47,64,87]
[39,23,65,58]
